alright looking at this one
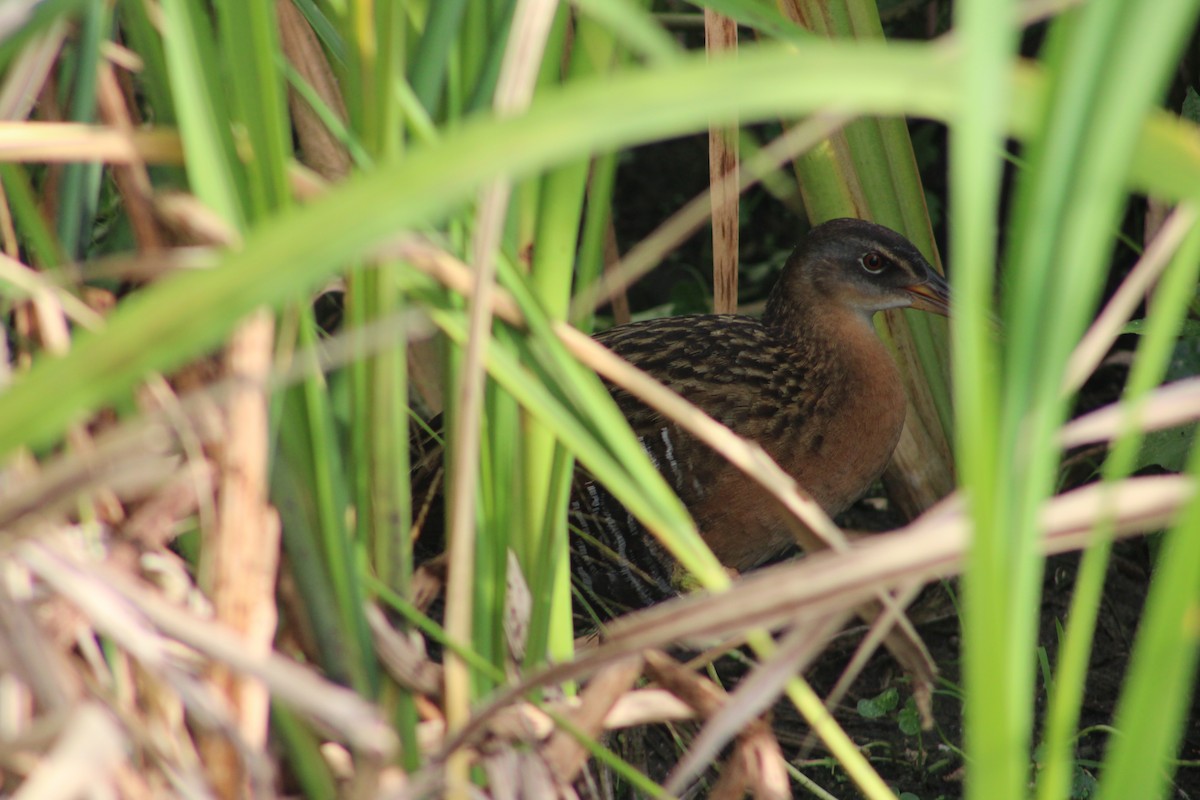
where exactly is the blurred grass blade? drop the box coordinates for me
[212,0,291,218]
[289,0,347,66]
[695,0,811,43]
[276,325,378,694]
[159,0,246,227]
[55,0,106,259]
[5,39,1200,462]
[572,0,680,63]
[115,0,174,124]
[0,163,67,267]
[410,0,470,114]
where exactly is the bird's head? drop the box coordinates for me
[767,218,950,325]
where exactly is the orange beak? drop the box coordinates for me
[904,271,951,316]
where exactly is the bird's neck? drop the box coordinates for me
[766,293,879,354]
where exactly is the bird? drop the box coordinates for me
[413,218,950,623]
[565,218,949,618]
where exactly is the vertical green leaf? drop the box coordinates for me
[950,0,1019,796]
[159,0,246,227]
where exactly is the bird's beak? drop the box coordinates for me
[904,270,951,316]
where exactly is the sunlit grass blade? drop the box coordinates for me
[982,0,1200,795]
[950,0,1018,797]
[1092,455,1200,799]
[1038,212,1200,800]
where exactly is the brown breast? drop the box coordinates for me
[593,308,907,573]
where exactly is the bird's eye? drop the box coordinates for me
[860,252,888,274]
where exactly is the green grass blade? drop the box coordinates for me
[158,0,246,227]
[115,0,175,124]
[1039,214,1200,800]
[980,0,1200,796]
[270,705,338,798]
[429,295,724,588]
[0,163,68,268]
[289,0,347,66]
[275,353,377,694]
[409,0,470,114]
[55,0,106,259]
[2,40,1200,458]
[950,0,1018,796]
[212,0,292,217]
[1095,446,1200,799]
[677,0,809,44]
